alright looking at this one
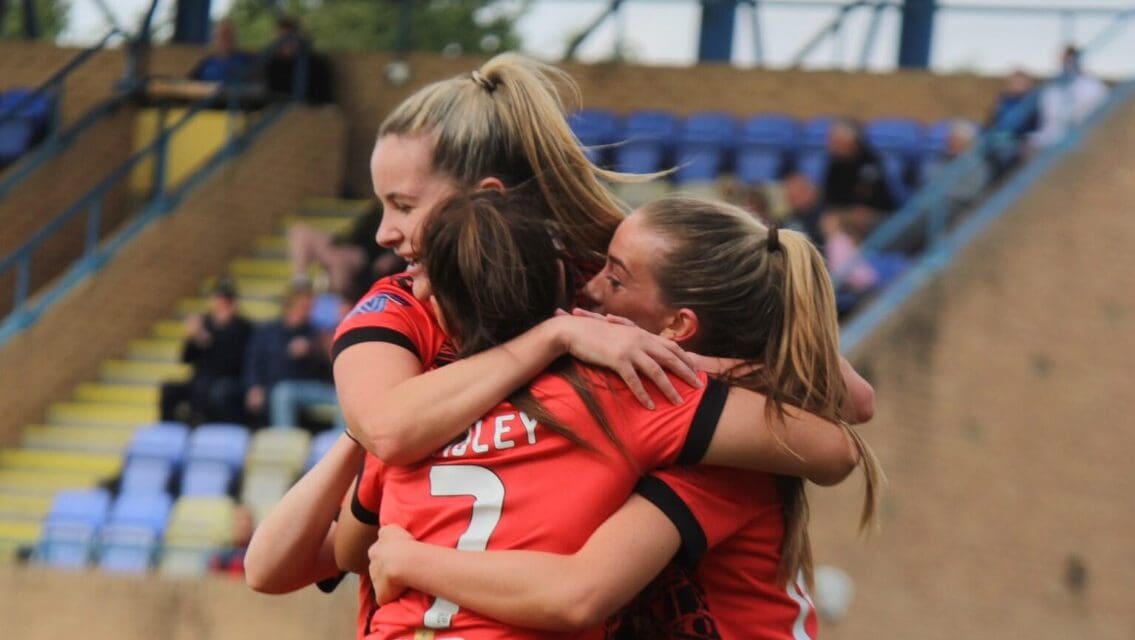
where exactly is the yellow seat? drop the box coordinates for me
[240,465,293,523]
[74,383,160,406]
[254,236,288,258]
[23,424,139,452]
[177,297,280,322]
[151,320,187,340]
[166,496,236,547]
[47,402,158,427]
[229,258,293,279]
[282,214,356,235]
[99,360,191,384]
[201,276,290,300]
[0,493,53,520]
[246,427,311,473]
[0,469,101,494]
[301,198,374,218]
[0,449,122,477]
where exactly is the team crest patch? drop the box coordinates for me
[349,292,410,318]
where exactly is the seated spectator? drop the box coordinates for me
[209,503,255,578]
[160,278,252,424]
[288,206,403,299]
[823,119,897,218]
[265,16,334,105]
[923,120,992,211]
[243,282,337,430]
[1029,46,1108,152]
[189,20,254,84]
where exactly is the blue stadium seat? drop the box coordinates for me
[109,491,173,533]
[97,523,159,573]
[119,457,175,495]
[46,488,112,527]
[615,110,679,175]
[674,112,737,183]
[736,115,797,183]
[0,118,37,164]
[38,521,97,569]
[921,119,955,158]
[126,422,190,466]
[180,459,236,497]
[569,108,621,165]
[305,429,340,471]
[187,423,250,469]
[866,118,924,204]
[799,116,835,149]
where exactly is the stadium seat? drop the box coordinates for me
[615,110,679,175]
[0,118,37,165]
[108,491,173,533]
[119,457,175,495]
[866,118,924,203]
[569,108,621,165]
[305,429,340,471]
[736,114,797,183]
[240,465,294,522]
[97,523,159,573]
[179,459,236,497]
[45,488,112,527]
[160,496,235,576]
[126,422,190,466]
[186,423,250,469]
[246,427,311,473]
[37,521,96,569]
[674,112,737,183]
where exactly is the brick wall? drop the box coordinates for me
[0,106,346,440]
[810,95,1135,639]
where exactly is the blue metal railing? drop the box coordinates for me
[0,35,311,344]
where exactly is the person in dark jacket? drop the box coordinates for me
[822,119,897,214]
[243,283,335,428]
[160,278,253,424]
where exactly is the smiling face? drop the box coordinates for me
[584,211,678,335]
[370,133,462,296]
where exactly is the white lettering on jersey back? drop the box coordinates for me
[440,412,538,459]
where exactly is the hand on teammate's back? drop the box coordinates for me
[550,310,701,410]
[369,525,414,605]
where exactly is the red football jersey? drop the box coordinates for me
[354,369,728,640]
[332,274,456,367]
[624,466,818,640]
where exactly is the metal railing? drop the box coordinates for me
[0,36,310,344]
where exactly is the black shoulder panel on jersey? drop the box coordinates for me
[636,475,707,567]
[677,378,728,465]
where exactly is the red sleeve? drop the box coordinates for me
[350,453,385,526]
[587,370,728,470]
[635,466,778,567]
[331,275,446,366]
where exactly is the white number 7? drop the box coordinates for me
[422,465,505,629]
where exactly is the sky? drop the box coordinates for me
[59,0,1135,78]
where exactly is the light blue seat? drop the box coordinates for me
[38,521,96,569]
[46,488,111,527]
[179,459,235,497]
[674,112,737,184]
[109,491,173,533]
[97,523,159,573]
[187,423,250,469]
[127,422,190,466]
[119,457,175,495]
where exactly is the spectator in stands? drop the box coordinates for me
[209,503,255,578]
[1029,46,1108,152]
[189,21,254,84]
[922,120,992,211]
[288,206,403,299]
[265,16,334,105]
[986,70,1040,173]
[159,278,252,424]
[243,282,336,429]
[823,119,897,217]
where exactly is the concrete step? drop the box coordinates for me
[74,383,159,406]
[99,360,191,385]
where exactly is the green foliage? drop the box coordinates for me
[1,0,69,40]
[226,0,523,54]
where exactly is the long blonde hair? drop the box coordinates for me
[379,53,640,268]
[638,195,883,587]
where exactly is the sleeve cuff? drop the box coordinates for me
[332,327,419,363]
[635,475,707,567]
[676,378,728,465]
